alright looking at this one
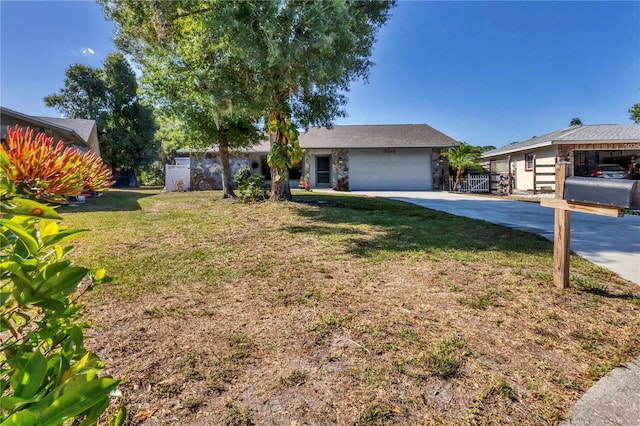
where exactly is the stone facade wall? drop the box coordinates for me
[302,151,312,187]
[188,154,250,190]
[431,148,450,190]
[332,149,349,190]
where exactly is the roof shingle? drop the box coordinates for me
[35,116,96,143]
[299,124,458,149]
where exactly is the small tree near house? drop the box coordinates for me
[443,142,483,191]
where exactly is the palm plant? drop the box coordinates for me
[443,142,483,191]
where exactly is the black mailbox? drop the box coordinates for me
[563,177,640,209]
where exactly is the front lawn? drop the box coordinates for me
[63,189,640,425]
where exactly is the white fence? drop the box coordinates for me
[165,164,190,191]
[449,174,490,193]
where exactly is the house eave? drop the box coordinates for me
[1,107,90,149]
[482,141,554,158]
[302,144,455,149]
[553,139,640,145]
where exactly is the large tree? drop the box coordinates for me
[99,1,264,198]
[44,64,106,121]
[100,0,395,200]
[44,53,159,179]
[99,53,159,178]
[229,1,395,200]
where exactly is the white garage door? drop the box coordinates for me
[349,148,433,191]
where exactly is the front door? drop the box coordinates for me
[316,156,330,187]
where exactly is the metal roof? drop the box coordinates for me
[482,124,640,158]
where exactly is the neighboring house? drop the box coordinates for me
[298,124,458,191]
[0,106,101,156]
[481,124,640,193]
[169,140,272,191]
[170,124,457,192]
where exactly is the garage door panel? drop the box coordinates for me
[349,148,432,191]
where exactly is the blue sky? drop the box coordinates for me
[1,1,638,148]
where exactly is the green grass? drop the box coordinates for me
[422,335,470,378]
[58,189,640,425]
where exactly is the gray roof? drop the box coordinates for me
[483,124,640,158]
[1,107,94,147]
[176,139,271,155]
[299,124,458,149]
[35,116,95,143]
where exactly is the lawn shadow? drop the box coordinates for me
[575,286,640,302]
[58,188,162,213]
[288,192,555,257]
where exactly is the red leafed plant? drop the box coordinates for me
[1,125,124,425]
[0,125,114,202]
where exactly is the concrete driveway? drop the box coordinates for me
[349,191,640,285]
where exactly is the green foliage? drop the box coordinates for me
[99,2,263,197]
[43,64,106,120]
[234,166,269,203]
[155,115,198,157]
[443,142,483,191]
[0,201,122,424]
[1,131,122,425]
[629,103,640,124]
[45,52,159,174]
[138,166,164,187]
[423,335,469,379]
[357,405,391,425]
[266,118,304,183]
[100,0,396,200]
[99,53,159,174]
[569,117,582,126]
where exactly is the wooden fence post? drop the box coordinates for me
[507,155,513,195]
[533,155,537,195]
[553,161,571,288]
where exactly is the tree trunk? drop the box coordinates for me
[267,111,292,201]
[218,131,236,199]
[453,168,464,191]
[270,165,291,201]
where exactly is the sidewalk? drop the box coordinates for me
[560,357,640,426]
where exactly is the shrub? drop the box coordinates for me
[1,125,124,425]
[139,163,165,186]
[234,166,269,202]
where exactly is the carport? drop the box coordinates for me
[572,148,640,177]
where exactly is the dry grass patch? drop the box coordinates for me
[60,189,640,425]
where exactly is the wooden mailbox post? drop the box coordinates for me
[540,161,633,289]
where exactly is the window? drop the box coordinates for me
[525,153,534,171]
